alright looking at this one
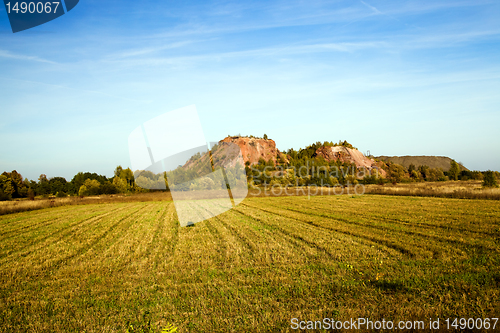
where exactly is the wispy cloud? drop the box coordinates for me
[388,0,494,16]
[103,40,389,68]
[102,25,500,69]
[107,41,195,59]
[360,1,381,15]
[0,77,151,103]
[400,29,500,49]
[1,0,499,175]
[144,7,367,40]
[0,50,57,64]
[142,1,492,41]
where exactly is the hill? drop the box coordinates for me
[221,136,385,176]
[220,136,281,166]
[314,145,386,177]
[375,155,468,171]
[181,136,467,180]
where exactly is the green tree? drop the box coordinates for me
[83,179,101,195]
[0,175,13,201]
[38,174,51,196]
[113,177,128,193]
[448,160,460,181]
[49,177,67,195]
[28,180,38,195]
[482,171,498,188]
[78,185,88,197]
[428,168,447,181]
[408,163,416,174]
[2,171,27,198]
[419,165,430,180]
[120,168,135,187]
[71,172,86,193]
[114,165,124,178]
[100,181,118,194]
[71,172,108,194]
[387,163,406,183]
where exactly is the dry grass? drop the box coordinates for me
[0,192,172,216]
[0,195,498,332]
[247,180,500,200]
[365,180,500,200]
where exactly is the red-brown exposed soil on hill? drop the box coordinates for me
[315,146,387,177]
[221,136,385,177]
[221,136,281,165]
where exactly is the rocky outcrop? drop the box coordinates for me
[221,136,282,165]
[221,136,385,177]
[315,146,386,177]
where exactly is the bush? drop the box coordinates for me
[345,175,358,185]
[363,174,380,184]
[483,171,499,188]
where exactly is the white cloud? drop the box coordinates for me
[106,41,195,59]
[0,50,57,64]
[0,77,151,103]
[360,1,382,15]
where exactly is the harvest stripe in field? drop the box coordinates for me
[0,197,498,331]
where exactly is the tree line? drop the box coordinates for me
[246,142,499,188]
[1,141,498,201]
[384,160,499,187]
[0,166,140,201]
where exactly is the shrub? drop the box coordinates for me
[345,175,359,185]
[329,176,339,186]
[363,174,380,184]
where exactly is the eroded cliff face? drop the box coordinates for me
[315,146,386,177]
[220,136,385,177]
[221,136,280,165]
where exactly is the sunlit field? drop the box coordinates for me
[0,195,499,332]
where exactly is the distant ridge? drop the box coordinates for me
[375,155,468,171]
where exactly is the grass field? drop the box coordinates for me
[0,195,499,332]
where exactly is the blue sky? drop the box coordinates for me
[1,0,499,180]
